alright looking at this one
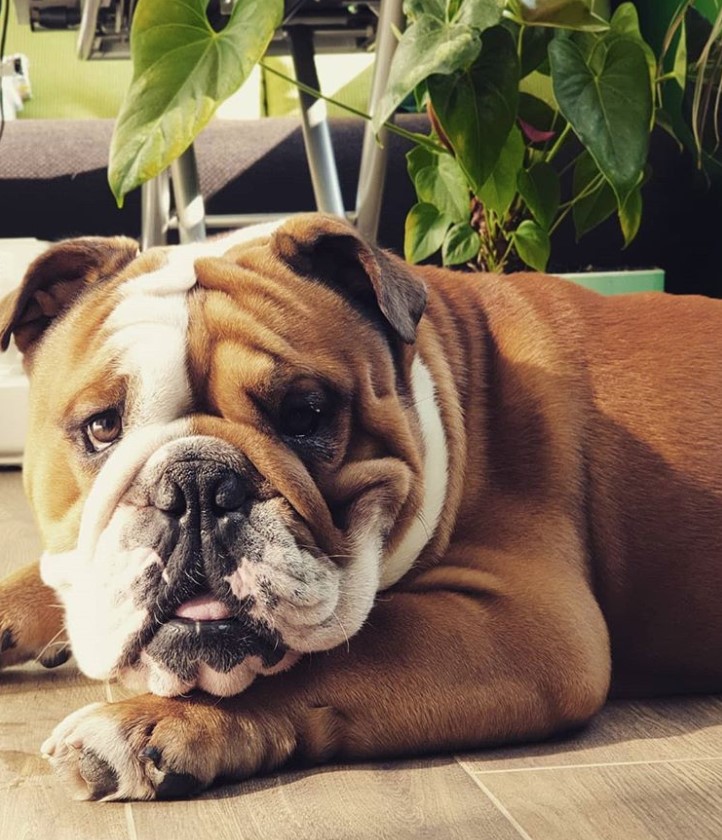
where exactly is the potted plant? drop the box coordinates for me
[107,0,721,290]
[372,0,720,283]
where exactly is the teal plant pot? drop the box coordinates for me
[559,268,665,296]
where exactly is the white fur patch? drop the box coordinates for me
[381,356,448,588]
[41,703,155,800]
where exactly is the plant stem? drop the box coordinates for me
[260,61,447,154]
[549,172,606,235]
[544,122,572,163]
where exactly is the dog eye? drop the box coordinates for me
[84,409,123,452]
[278,390,329,438]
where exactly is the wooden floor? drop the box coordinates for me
[1,468,721,839]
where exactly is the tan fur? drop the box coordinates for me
[1,215,721,799]
[0,564,67,668]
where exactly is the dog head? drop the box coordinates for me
[0,215,448,697]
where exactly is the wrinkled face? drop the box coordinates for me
[13,220,446,697]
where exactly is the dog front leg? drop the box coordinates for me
[0,562,70,669]
[42,555,611,800]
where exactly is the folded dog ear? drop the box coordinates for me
[270,214,427,344]
[0,236,139,356]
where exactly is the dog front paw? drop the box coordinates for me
[0,565,70,670]
[41,694,296,800]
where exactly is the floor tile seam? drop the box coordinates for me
[125,802,140,840]
[454,754,722,776]
[457,767,537,840]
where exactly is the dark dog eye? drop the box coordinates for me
[278,389,329,438]
[84,409,123,452]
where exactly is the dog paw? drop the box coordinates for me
[40,694,283,800]
[0,610,71,671]
[0,565,70,670]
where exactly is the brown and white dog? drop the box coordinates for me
[0,214,721,800]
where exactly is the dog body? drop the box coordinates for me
[0,214,720,799]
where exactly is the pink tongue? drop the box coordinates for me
[174,595,232,621]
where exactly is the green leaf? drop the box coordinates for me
[404,203,452,263]
[403,0,445,20]
[571,151,616,239]
[607,3,656,82]
[477,126,525,218]
[520,25,555,77]
[672,19,687,89]
[512,219,551,271]
[414,154,471,222]
[372,14,483,131]
[428,26,520,195]
[506,0,609,32]
[442,222,480,265]
[517,162,560,230]
[109,0,282,206]
[549,35,653,206]
[407,144,437,183]
[618,185,642,246]
[453,0,506,29]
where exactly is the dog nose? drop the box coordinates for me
[153,461,246,519]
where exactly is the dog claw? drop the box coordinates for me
[0,628,16,654]
[140,745,203,798]
[40,645,72,669]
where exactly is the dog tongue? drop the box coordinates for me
[174,595,232,621]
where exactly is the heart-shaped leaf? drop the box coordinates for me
[413,154,471,222]
[109,0,282,206]
[442,221,480,265]
[512,219,551,271]
[549,35,653,205]
[477,125,525,218]
[372,14,483,131]
[428,26,520,195]
[404,203,453,263]
[518,162,560,230]
[607,3,656,82]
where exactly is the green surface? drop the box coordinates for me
[6,5,132,119]
[560,268,665,294]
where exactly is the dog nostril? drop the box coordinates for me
[155,480,186,516]
[213,473,244,514]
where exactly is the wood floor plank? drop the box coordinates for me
[0,470,129,839]
[0,468,41,576]
[0,665,129,839]
[458,697,722,774]
[128,759,525,840]
[473,758,722,840]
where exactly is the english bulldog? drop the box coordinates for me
[1,214,721,801]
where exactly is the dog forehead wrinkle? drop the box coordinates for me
[105,251,195,429]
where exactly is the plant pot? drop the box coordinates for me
[559,268,665,296]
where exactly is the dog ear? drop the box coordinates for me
[0,236,139,356]
[270,214,427,344]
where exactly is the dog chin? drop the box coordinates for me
[119,648,302,698]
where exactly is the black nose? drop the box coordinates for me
[153,460,245,519]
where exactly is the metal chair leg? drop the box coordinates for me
[288,26,346,217]
[140,169,171,250]
[169,145,207,244]
[355,0,405,243]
